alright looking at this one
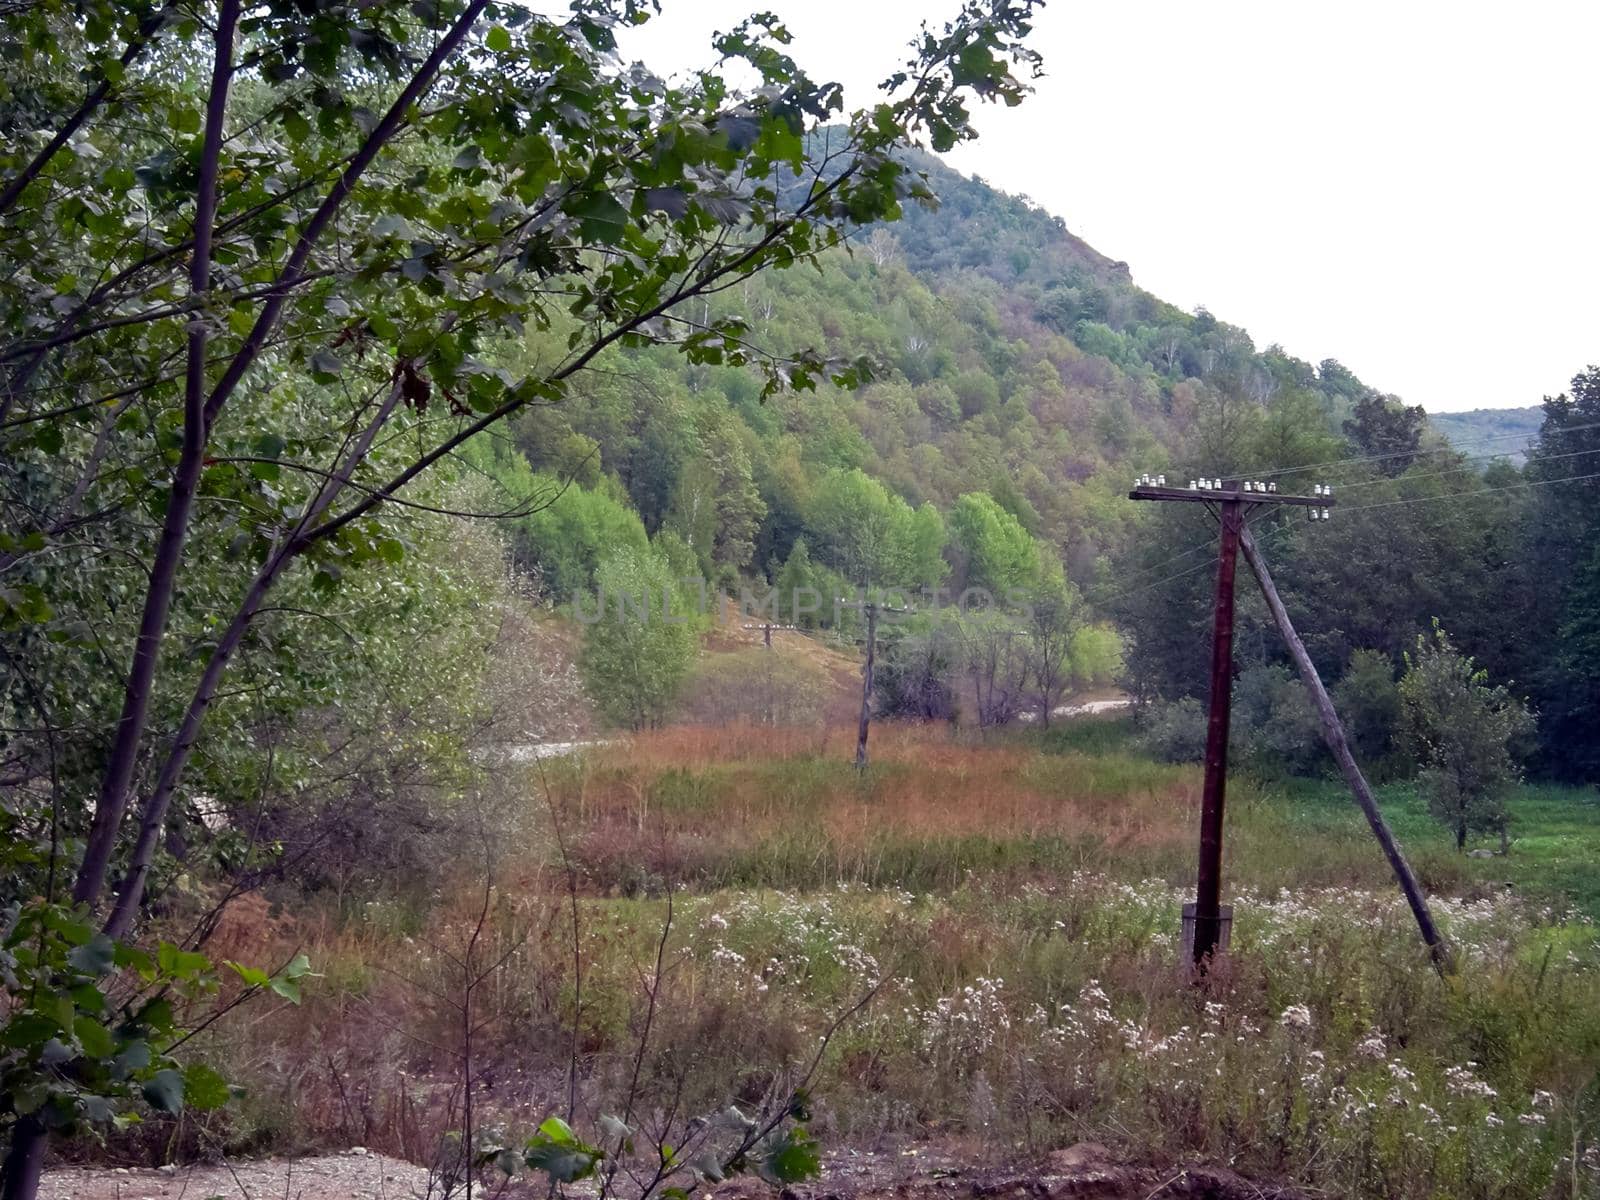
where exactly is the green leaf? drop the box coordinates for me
[485,24,510,52]
[67,933,116,977]
[524,1144,599,1183]
[536,1116,578,1146]
[267,955,311,1003]
[253,433,286,458]
[565,192,629,243]
[281,107,311,143]
[114,1040,152,1076]
[183,1063,231,1111]
[3,1012,65,1050]
[640,187,688,219]
[761,1129,820,1185]
[141,1069,184,1115]
[73,1015,114,1059]
[226,961,271,989]
[156,941,209,979]
[524,1116,601,1183]
[69,983,106,1014]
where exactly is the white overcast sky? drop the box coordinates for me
[618,1,1599,413]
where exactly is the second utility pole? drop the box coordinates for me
[840,596,910,769]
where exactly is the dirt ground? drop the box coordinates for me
[41,1143,1306,1200]
[39,1149,426,1200]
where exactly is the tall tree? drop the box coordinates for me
[1342,393,1427,476]
[949,491,1039,596]
[1522,366,1600,780]
[579,547,699,730]
[1023,570,1082,726]
[807,468,919,587]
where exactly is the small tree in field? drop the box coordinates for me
[580,547,699,730]
[1022,568,1081,726]
[1399,623,1534,852]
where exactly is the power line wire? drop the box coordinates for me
[1335,467,1600,516]
[1212,418,1600,485]
[1093,467,1600,609]
[1330,444,1600,493]
[1091,522,1297,607]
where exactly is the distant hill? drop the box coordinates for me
[1429,406,1543,464]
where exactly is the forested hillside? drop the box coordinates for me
[484,148,1403,590]
[465,152,1599,781]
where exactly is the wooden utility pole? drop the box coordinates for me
[840,597,910,769]
[1239,527,1453,973]
[1194,490,1241,961]
[1129,476,1330,963]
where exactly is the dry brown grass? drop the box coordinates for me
[538,722,1198,895]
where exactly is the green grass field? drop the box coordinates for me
[1027,716,1600,919]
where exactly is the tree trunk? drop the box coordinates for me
[1,1116,46,1200]
[105,378,405,937]
[73,0,241,913]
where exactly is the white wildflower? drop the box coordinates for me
[1279,1004,1313,1031]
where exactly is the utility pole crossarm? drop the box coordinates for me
[1128,483,1332,509]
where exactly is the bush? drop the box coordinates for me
[1332,649,1406,774]
[1137,697,1207,763]
[1233,664,1324,775]
[875,618,960,721]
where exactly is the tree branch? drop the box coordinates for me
[200,0,492,429]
